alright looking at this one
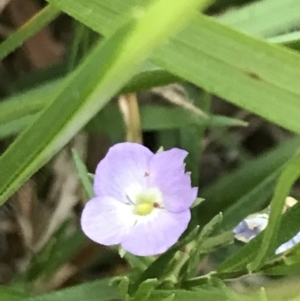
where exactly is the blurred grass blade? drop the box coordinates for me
[0,4,60,61]
[269,31,300,51]
[22,279,118,301]
[249,152,300,271]
[71,149,93,199]
[0,104,245,140]
[218,0,300,38]
[0,0,210,205]
[27,224,86,281]
[47,0,300,135]
[0,115,34,139]
[221,170,279,231]
[0,286,28,301]
[152,16,300,134]
[47,0,300,39]
[201,136,300,222]
[19,279,237,301]
[0,66,177,128]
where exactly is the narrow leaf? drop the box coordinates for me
[249,152,300,271]
[0,4,61,61]
[71,149,94,199]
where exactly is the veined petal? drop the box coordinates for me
[81,196,136,246]
[94,143,153,203]
[121,209,191,256]
[149,148,197,212]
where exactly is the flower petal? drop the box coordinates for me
[81,196,136,246]
[233,215,268,243]
[149,148,197,212]
[94,142,153,202]
[121,209,191,256]
[276,231,300,254]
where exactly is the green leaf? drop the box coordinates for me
[221,169,279,232]
[0,4,61,62]
[0,286,28,301]
[27,227,87,281]
[132,279,158,301]
[249,152,300,271]
[179,88,210,185]
[218,0,300,38]
[182,213,222,279]
[263,261,300,276]
[198,213,223,241]
[0,103,246,140]
[0,0,210,205]
[47,0,300,134]
[201,231,234,252]
[71,149,94,198]
[191,197,205,209]
[123,252,152,272]
[201,136,300,223]
[0,64,177,131]
[47,0,300,40]
[149,287,240,301]
[117,276,130,301]
[0,115,34,139]
[152,16,300,135]
[269,31,300,51]
[158,294,175,301]
[22,279,118,301]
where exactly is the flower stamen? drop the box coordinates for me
[125,194,135,205]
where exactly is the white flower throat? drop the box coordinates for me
[126,186,163,216]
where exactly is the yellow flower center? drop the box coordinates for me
[133,189,160,216]
[135,202,154,216]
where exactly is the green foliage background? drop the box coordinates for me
[1,0,300,300]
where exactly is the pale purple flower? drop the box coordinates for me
[81,142,197,256]
[233,214,300,254]
[233,214,269,243]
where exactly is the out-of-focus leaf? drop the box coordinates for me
[179,89,210,185]
[132,279,158,301]
[0,4,61,62]
[220,169,279,231]
[22,279,118,301]
[28,228,86,281]
[47,0,300,39]
[183,213,222,279]
[0,101,246,139]
[47,0,300,135]
[270,31,300,51]
[249,152,300,271]
[149,287,242,301]
[0,287,28,301]
[0,66,177,129]
[218,0,300,38]
[201,136,300,222]
[263,261,300,276]
[71,149,94,198]
[0,115,34,139]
